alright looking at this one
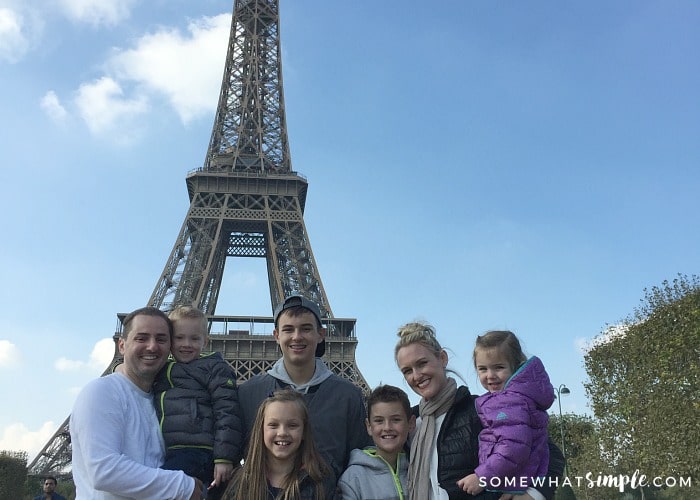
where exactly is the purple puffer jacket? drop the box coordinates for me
[474,356,555,490]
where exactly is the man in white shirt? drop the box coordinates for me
[70,306,203,499]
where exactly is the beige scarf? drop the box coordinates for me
[409,377,458,500]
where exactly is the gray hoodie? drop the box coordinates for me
[238,358,371,477]
[337,447,409,500]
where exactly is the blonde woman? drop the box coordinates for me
[395,321,563,500]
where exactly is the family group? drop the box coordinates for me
[68,295,562,499]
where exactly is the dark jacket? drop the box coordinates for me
[412,385,563,500]
[225,467,337,500]
[154,352,242,463]
[435,385,486,499]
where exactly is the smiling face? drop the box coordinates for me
[171,317,207,363]
[118,314,171,391]
[475,347,514,393]
[263,401,304,464]
[273,310,325,367]
[366,401,414,464]
[396,342,449,401]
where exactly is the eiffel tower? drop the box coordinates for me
[28,0,369,479]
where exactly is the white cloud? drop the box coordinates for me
[74,76,148,141]
[90,337,117,370]
[66,12,230,140]
[0,7,29,63]
[55,357,84,371]
[0,339,21,368]
[0,3,44,63]
[40,90,69,122]
[58,0,136,27]
[0,421,57,463]
[55,337,115,372]
[580,323,630,353]
[108,13,230,124]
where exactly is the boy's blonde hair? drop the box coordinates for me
[168,305,208,335]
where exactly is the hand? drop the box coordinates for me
[211,463,234,488]
[456,473,484,495]
[189,477,204,500]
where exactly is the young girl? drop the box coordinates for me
[457,330,555,497]
[223,389,336,500]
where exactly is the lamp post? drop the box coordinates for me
[555,384,570,477]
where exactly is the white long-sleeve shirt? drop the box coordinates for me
[70,372,194,499]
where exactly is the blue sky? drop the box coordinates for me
[1,0,698,462]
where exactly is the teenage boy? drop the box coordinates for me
[337,385,415,500]
[238,294,371,478]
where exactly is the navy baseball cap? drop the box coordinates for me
[273,294,326,357]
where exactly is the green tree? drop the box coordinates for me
[584,275,700,496]
[0,450,28,499]
[548,413,619,499]
[548,413,595,475]
[549,413,590,500]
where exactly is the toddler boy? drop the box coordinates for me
[155,305,242,499]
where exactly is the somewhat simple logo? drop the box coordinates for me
[496,412,508,420]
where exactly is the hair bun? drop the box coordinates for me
[394,321,444,360]
[396,321,436,339]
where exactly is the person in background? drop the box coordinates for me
[337,384,414,500]
[34,476,67,500]
[70,306,202,499]
[238,294,370,480]
[155,305,242,499]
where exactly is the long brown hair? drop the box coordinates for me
[226,389,330,500]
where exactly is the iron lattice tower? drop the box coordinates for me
[29,0,368,478]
